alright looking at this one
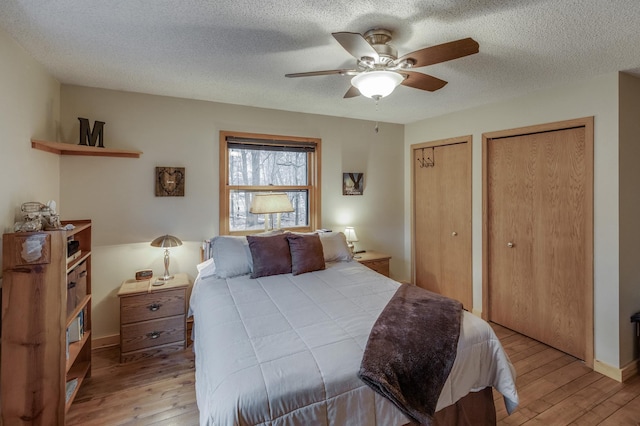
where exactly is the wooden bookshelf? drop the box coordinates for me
[1,220,93,424]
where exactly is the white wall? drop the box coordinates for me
[404,72,623,368]
[59,85,405,339]
[0,28,60,269]
[618,73,640,365]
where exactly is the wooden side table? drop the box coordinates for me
[117,273,190,363]
[356,251,391,277]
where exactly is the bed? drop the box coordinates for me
[190,232,518,425]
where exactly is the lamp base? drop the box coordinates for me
[159,248,174,282]
[347,242,357,257]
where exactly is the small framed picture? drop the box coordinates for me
[155,167,185,197]
[343,172,364,196]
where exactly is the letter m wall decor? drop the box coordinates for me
[78,117,105,147]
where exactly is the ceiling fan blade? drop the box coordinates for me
[397,37,479,68]
[332,32,379,61]
[285,69,356,78]
[343,86,360,98]
[400,71,448,92]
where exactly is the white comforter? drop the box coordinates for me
[190,261,518,425]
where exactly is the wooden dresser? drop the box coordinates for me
[118,273,190,363]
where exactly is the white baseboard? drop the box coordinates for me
[93,334,120,349]
[594,358,638,382]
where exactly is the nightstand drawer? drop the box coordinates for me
[356,251,391,278]
[362,260,389,277]
[120,288,185,324]
[121,315,185,353]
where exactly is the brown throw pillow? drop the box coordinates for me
[287,233,326,276]
[247,233,292,278]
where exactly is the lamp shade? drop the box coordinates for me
[150,234,183,248]
[351,70,404,99]
[344,226,358,243]
[150,235,182,282]
[250,193,294,214]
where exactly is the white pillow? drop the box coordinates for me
[318,232,353,262]
[196,258,216,280]
[196,257,215,273]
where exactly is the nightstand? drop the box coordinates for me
[356,251,391,277]
[117,273,190,363]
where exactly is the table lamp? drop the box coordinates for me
[344,226,359,256]
[150,234,182,282]
[249,193,294,231]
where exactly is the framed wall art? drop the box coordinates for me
[343,172,364,196]
[155,167,185,197]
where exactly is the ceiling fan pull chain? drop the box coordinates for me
[374,98,379,133]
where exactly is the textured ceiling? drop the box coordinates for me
[2,0,640,124]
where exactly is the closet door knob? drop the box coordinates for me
[507,242,514,248]
[451,231,458,237]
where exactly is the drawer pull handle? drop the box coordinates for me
[147,331,161,339]
[148,303,162,311]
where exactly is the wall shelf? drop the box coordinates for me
[32,139,142,158]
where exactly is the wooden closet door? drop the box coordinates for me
[414,146,442,296]
[414,140,472,309]
[487,126,590,361]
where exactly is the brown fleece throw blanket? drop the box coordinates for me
[358,283,463,425]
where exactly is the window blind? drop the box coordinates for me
[226,136,316,153]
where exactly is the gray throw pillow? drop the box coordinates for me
[210,235,252,278]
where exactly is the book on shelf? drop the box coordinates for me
[67,311,85,343]
[65,378,78,402]
[68,318,81,343]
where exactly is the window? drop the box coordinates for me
[220,131,321,235]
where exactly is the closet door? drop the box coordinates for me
[484,119,593,363]
[413,138,472,310]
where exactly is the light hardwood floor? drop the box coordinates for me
[66,347,199,425]
[67,324,640,425]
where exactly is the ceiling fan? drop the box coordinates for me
[285,29,479,100]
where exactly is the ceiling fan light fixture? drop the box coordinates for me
[351,70,403,99]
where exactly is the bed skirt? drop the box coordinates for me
[403,388,496,426]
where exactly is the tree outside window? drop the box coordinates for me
[220,131,321,235]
